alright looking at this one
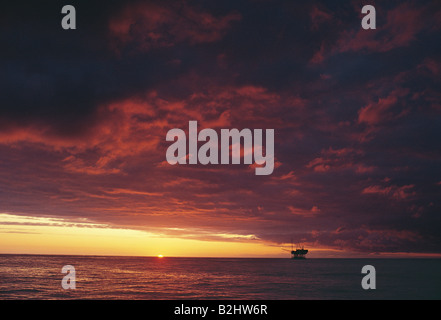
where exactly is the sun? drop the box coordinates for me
[157,254,164,258]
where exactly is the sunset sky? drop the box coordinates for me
[1,0,440,258]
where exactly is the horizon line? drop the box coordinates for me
[1,252,440,259]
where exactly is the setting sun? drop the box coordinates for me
[157,254,164,258]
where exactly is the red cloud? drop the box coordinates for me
[288,205,321,217]
[362,184,416,200]
[358,88,410,125]
[310,5,333,31]
[0,84,300,177]
[306,147,374,174]
[310,2,441,63]
[339,3,425,53]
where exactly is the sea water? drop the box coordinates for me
[0,255,440,299]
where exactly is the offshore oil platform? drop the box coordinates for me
[283,241,308,259]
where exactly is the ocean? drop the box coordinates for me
[0,255,440,300]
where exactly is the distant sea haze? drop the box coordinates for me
[0,255,440,299]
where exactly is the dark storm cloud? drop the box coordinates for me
[0,0,204,133]
[0,0,440,255]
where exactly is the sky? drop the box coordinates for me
[0,0,440,257]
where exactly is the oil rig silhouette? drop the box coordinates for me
[283,240,309,259]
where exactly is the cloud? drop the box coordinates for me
[310,2,441,63]
[339,3,425,53]
[288,205,321,217]
[310,5,333,31]
[358,88,410,125]
[306,147,374,173]
[362,184,416,201]
[109,1,241,54]
[0,0,440,256]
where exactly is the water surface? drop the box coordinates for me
[0,255,439,299]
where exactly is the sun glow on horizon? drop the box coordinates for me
[2,213,437,258]
[0,213,284,257]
